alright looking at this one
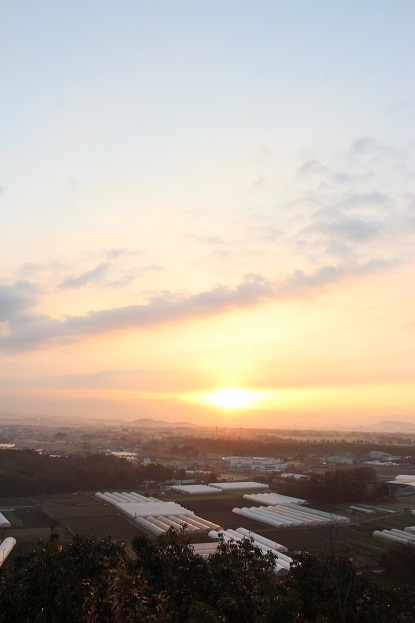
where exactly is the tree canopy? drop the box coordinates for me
[0,529,414,623]
[0,449,175,496]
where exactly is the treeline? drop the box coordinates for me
[0,529,413,622]
[275,467,388,503]
[0,450,390,502]
[0,450,178,496]
[165,436,415,461]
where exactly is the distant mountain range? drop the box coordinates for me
[1,404,413,434]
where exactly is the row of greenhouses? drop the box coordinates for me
[95,491,222,535]
[233,502,350,528]
[96,491,158,504]
[169,481,268,494]
[372,528,415,545]
[170,481,268,495]
[244,492,307,506]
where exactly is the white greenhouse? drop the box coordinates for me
[209,481,269,491]
[0,537,16,567]
[0,512,11,529]
[234,527,288,552]
[244,492,307,506]
[169,484,221,495]
[373,529,415,545]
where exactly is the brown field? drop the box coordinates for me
[42,503,119,519]
[14,507,56,528]
[3,524,74,568]
[31,492,98,506]
[63,515,143,539]
[32,493,145,541]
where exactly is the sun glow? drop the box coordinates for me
[200,387,262,409]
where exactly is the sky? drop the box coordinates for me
[1,1,414,429]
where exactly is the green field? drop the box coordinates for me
[327,496,415,514]
[1,510,25,527]
[0,497,32,508]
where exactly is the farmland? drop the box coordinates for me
[2,487,414,575]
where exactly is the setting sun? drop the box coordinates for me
[199,387,262,409]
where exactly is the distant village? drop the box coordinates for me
[1,418,414,495]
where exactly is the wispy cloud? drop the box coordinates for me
[1,139,412,354]
[308,209,384,243]
[295,159,326,178]
[0,259,396,354]
[60,263,110,288]
[332,192,391,211]
[0,281,39,322]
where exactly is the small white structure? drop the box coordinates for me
[209,481,268,491]
[280,473,309,480]
[0,512,11,528]
[0,537,16,567]
[327,456,354,465]
[386,475,415,495]
[348,506,376,515]
[244,492,307,506]
[169,484,221,495]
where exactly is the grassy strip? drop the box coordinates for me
[2,510,25,527]
[0,498,31,508]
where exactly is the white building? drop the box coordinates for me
[386,475,415,495]
[222,456,287,471]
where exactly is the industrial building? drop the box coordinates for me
[222,456,287,471]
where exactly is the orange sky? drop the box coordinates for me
[1,3,414,429]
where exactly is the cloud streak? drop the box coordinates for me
[0,259,395,354]
[60,263,110,288]
[0,281,39,322]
